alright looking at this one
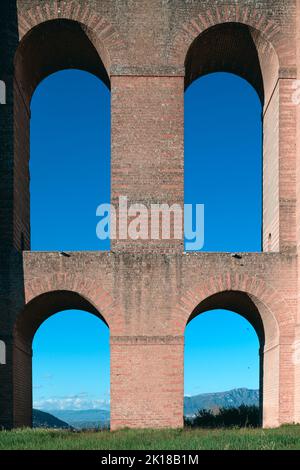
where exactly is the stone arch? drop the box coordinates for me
[17,0,126,72]
[183,21,279,107]
[16,290,108,346]
[170,4,289,73]
[175,272,287,427]
[22,273,119,335]
[14,17,111,107]
[179,16,282,252]
[174,272,288,345]
[12,276,118,428]
[13,10,117,251]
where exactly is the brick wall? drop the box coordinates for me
[0,0,299,430]
[111,75,184,253]
[8,250,295,429]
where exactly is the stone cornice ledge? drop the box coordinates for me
[110,335,184,345]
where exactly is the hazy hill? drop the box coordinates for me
[184,388,259,416]
[50,409,110,429]
[34,388,259,428]
[33,409,71,429]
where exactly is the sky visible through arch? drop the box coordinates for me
[31,70,261,411]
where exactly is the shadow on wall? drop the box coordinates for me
[0,0,19,247]
[0,0,27,430]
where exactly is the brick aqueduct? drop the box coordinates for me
[1,0,300,430]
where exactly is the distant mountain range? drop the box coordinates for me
[33,409,71,429]
[184,388,259,417]
[50,409,110,429]
[34,388,259,429]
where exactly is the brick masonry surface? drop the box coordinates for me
[0,0,300,429]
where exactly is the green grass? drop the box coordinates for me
[0,426,300,450]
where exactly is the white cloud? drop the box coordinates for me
[33,394,110,411]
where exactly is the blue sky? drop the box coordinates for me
[31,70,261,411]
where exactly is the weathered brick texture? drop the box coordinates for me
[0,0,300,430]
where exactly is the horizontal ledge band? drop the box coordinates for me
[110,65,185,77]
[110,335,184,345]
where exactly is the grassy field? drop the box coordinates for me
[0,426,300,450]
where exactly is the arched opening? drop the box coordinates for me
[185,72,262,252]
[33,309,109,429]
[13,290,109,428]
[185,310,260,426]
[184,290,280,428]
[13,18,110,251]
[30,69,110,251]
[184,22,279,253]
